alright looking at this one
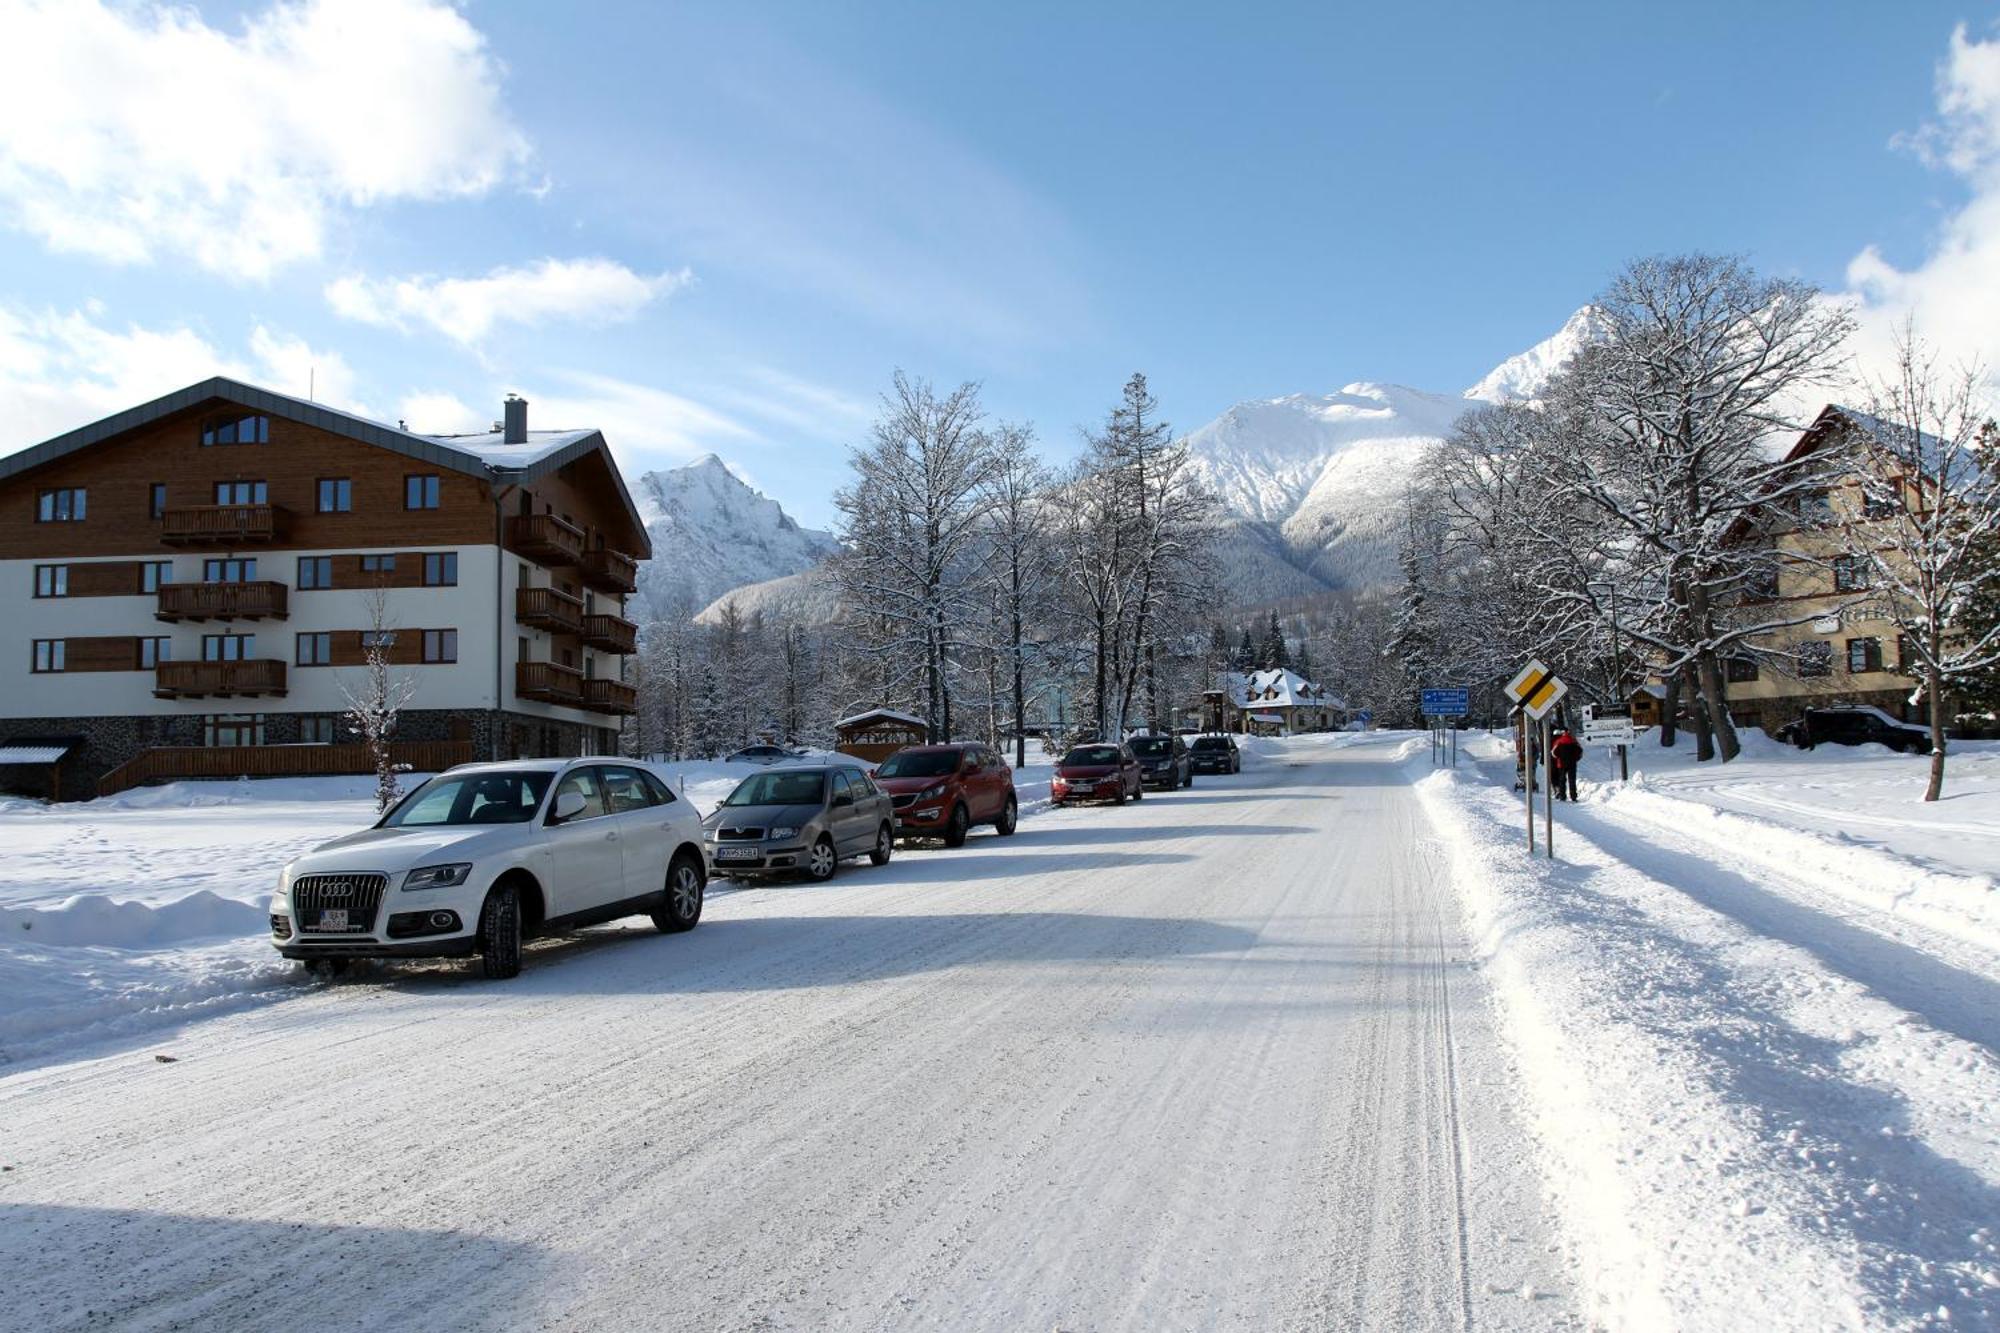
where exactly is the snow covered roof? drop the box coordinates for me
[1229,668,1343,711]
[835,708,926,731]
[0,743,74,764]
[0,377,650,557]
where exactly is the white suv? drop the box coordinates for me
[271,758,708,979]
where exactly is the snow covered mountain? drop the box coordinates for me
[1186,307,1603,602]
[631,455,841,623]
[1463,305,1608,403]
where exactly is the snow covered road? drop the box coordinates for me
[0,736,1573,1331]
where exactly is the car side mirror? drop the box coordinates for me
[832,793,854,809]
[552,790,587,822]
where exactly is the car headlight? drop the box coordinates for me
[402,863,473,891]
[919,783,946,801]
[769,826,800,840]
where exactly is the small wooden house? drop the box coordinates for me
[834,708,928,764]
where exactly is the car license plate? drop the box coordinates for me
[313,908,349,932]
[715,846,760,861]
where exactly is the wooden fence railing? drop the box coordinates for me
[97,740,477,797]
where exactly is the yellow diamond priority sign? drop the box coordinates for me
[1505,658,1568,720]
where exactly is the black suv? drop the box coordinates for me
[1188,734,1241,774]
[1130,734,1193,789]
[1775,707,1929,754]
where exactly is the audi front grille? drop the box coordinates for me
[291,873,389,934]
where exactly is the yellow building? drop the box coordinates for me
[1721,405,1927,737]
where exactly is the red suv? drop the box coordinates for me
[872,743,1019,847]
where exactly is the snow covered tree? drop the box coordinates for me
[341,589,417,812]
[835,373,1000,742]
[1851,329,2000,799]
[1232,627,1255,672]
[1540,254,1854,761]
[978,422,1053,766]
[1259,610,1291,671]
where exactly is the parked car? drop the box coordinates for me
[1130,734,1193,789]
[872,743,1018,846]
[1051,743,1143,806]
[1188,734,1241,775]
[271,759,708,981]
[704,765,895,881]
[1775,706,1931,754]
[726,744,801,765]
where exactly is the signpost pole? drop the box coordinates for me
[1521,708,1534,854]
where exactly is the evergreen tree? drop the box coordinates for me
[1233,627,1255,672]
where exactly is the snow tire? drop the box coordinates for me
[653,853,705,934]
[995,796,1018,837]
[869,825,894,867]
[807,835,839,882]
[478,882,523,980]
[943,804,971,849]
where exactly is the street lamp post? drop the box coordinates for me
[1587,580,1630,781]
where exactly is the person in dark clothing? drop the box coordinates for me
[1549,727,1584,801]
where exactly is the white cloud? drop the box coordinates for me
[0,0,529,279]
[525,369,759,469]
[396,390,488,435]
[326,258,690,345]
[0,303,369,449]
[1846,23,2000,386]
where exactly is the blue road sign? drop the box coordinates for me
[1421,687,1471,717]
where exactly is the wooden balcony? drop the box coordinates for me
[516,585,585,635]
[98,740,475,798]
[161,504,285,545]
[516,660,585,706]
[580,612,637,654]
[584,677,638,715]
[579,547,639,595]
[154,659,288,699]
[505,513,584,566]
[156,580,289,623]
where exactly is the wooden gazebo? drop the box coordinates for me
[834,708,928,764]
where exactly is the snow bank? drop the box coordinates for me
[1413,749,2000,1329]
[0,891,265,948]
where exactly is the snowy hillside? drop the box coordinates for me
[1185,309,1601,602]
[694,562,844,627]
[632,455,841,623]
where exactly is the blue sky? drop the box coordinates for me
[1,1,1994,528]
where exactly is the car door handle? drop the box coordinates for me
[604,831,619,841]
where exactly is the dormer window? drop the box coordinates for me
[202,414,270,446]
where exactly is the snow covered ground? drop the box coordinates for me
[0,747,1066,1069]
[1416,730,2000,1329]
[0,734,1573,1330]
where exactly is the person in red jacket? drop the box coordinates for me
[1549,726,1584,801]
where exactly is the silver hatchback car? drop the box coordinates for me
[702,765,896,881]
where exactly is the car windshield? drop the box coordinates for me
[1130,737,1171,757]
[875,749,960,778]
[1063,746,1121,767]
[381,771,555,827]
[724,771,827,806]
[1191,737,1230,751]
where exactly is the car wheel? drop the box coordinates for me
[943,803,971,849]
[995,795,1018,836]
[478,882,523,980]
[1114,783,1127,806]
[652,853,704,934]
[1132,779,1143,802]
[869,824,894,867]
[1184,769,1194,787]
[305,957,350,981]
[806,835,839,882]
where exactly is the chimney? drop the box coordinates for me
[503,394,528,444]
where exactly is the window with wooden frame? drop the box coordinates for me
[149,483,167,519]
[204,714,265,746]
[37,488,86,522]
[203,634,254,662]
[361,630,397,651]
[1897,634,1920,675]
[201,414,269,446]
[214,480,268,506]
[1725,655,1760,683]
[138,637,171,669]
[300,716,337,744]
[423,552,458,586]
[360,554,396,577]
[316,478,353,513]
[1846,637,1883,674]
[1795,640,1834,678]
[296,632,332,667]
[1832,555,1870,592]
[204,558,256,583]
[141,561,174,593]
[422,629,458,663]
[404,474,441,510]
[297,556,332,590]
[33,565,68,598]
[32,640,66,672]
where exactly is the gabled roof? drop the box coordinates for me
[836,708,927,731]
[0,376,651,557]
